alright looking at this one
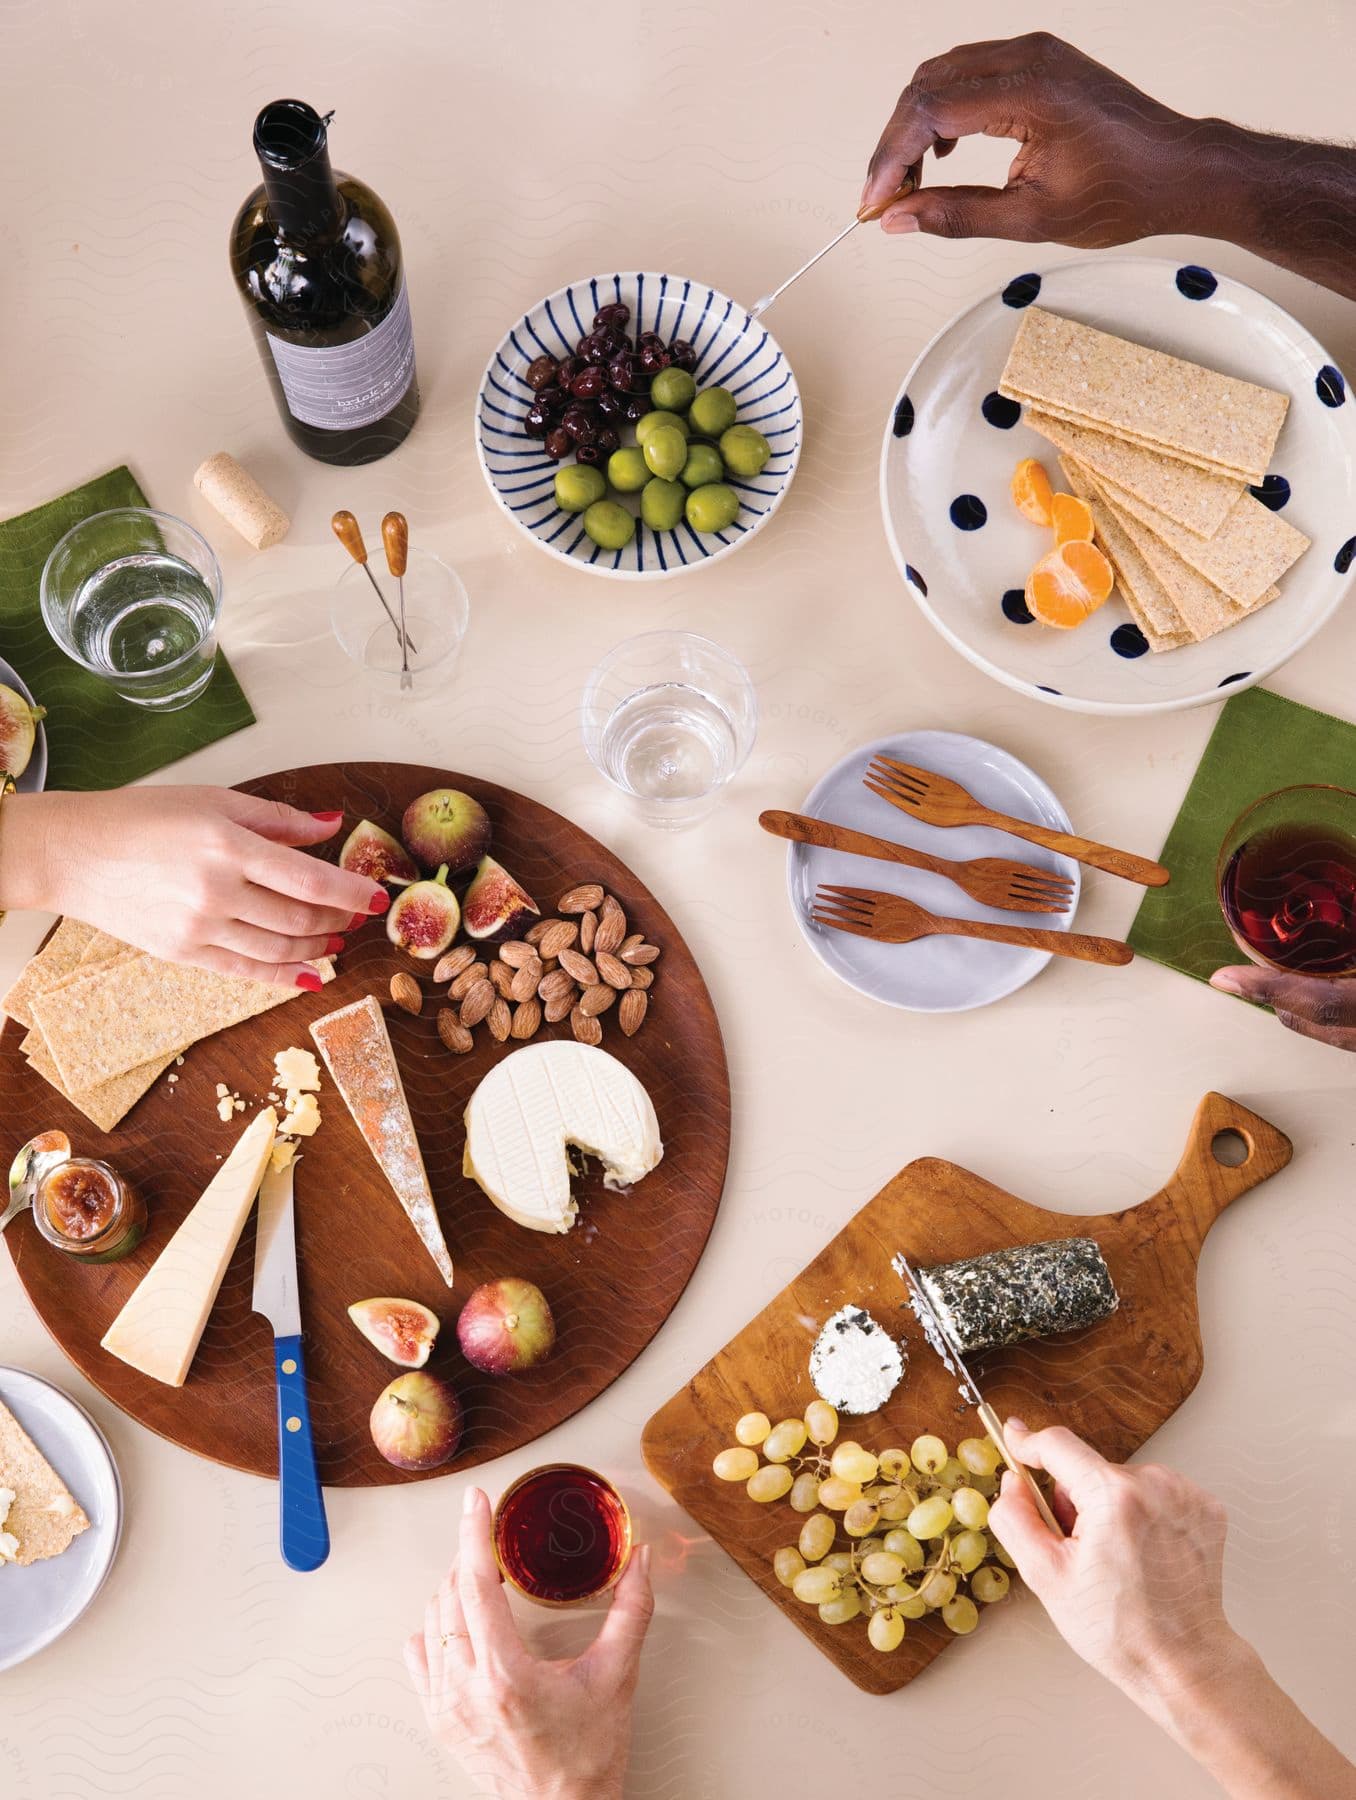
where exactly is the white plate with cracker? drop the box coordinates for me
[0,1367,122,1671]
[881,256,1356,714]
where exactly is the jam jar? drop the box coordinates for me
[9,1132,146,1263]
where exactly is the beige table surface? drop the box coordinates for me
[3,1,1355,1794]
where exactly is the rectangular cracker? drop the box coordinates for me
[23,1031,174,1134]
[1030,409,1243,538]
[2,919,96,1028]
[1000,308,1288,482]
[31,954,335,1093]
[1057,456,1191,651]
[0,1397,90,1567]
[1094,475,1308,607]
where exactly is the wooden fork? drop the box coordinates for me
[759,810,1075,914]
[864,757,1170,888]
[812,885,1134,967]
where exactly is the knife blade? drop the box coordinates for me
[891,1252,1062,1536]
[252,1156,330,1571]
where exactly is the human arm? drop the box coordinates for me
[1210,965,1356,1052]
[404,1486,654,1800]
[988,1420,1356,1800]
[859,34,1356,302]
[0,785,388,987]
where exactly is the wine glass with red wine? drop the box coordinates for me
[492,1464,632,1607]
[1218,785,1356,976]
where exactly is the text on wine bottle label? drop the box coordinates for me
[265,281,416,432]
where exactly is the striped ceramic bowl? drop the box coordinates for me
[476,272,802,579]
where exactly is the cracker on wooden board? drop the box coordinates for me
[31,953,336,1094]
[1,919,95,1028]
[1029,409,1243,538]
[1095,474,1309,607]
[1056,456,1191,651]
[0,1397,90,1567]
[999,307,1288,483]
[23,1031,176,1135]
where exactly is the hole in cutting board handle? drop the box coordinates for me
[1211,1128,1251,1168]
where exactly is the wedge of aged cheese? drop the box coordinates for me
[309,995,454,1286]
[463,1042,662,1234]
[100,1107,278,1386]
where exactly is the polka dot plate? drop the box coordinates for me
[477,272,802,580]
[880,256,1355,714]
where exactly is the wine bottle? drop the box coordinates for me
[229,100,419,466]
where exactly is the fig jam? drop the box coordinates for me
[35,1157,146,1262]
[493,1465,631,1605]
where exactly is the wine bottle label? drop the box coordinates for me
[265,280,416,431]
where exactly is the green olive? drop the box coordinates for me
[607,446,650,493]
[684,482,740,534]
[640,477,685,532]
[635,409,690,446]
[680,443,724,489]
[719,424,772,477]
[554,463,606,514]
[689,386,738,437]
[643,424,688,481]
[650,367,697,412]
[582,499,636,551]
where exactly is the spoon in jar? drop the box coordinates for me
[748,176,916,322]
[381,511,412,691]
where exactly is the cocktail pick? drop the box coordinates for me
[381,512,412,690]
[748,176,916,321]
[330,510,418,656]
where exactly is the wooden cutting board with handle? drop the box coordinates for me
[642,1092,1292,1695]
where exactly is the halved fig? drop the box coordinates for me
[340,819,418,886]
[388,865,460,959]
[348,1296,440,1367]
[461,854,540,944]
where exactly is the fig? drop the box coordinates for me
[457,1277,556,1374]
[461,854,540,944]
[401,788,492,877]
[340,819,418,886]
[0,683,45,780]
[348,1296,440,1368]
[388,865,460,959]
[370,1370,463,1470]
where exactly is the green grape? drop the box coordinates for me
[957,1436,1002,1478]
[952,1487,990,1530]
[918,1568,957,1609]
[818,1590,862,1625]
[907,1495,954,1539]
[735,1411,771,1448]
[942,1595,980,1635]
[950,1530,987,1574]
[860,1550,906,1587]
[910,1434,948,1475]
[773,1546,805,1587]
[937,1458,969,1492]
[994,1540,1017,1569]
[818,1476,861,1511]
[790,1471,821,1513]
[762,1418,808,1462]
[882,1529,925,1572]
[798,1513,835,1562]
[876,1492,911,1522]
[843,1500,880,1538]
[868,1606,906,1652]
[887,1583,928,1618]
[877,1447,910,1480]
[824,1551,855,1576]
[803,1400,838,1446]
[969,1470,1000,1499]
[972,1565,1011,1604]
[830,1443,879,1485]
[747,1464,794,1503]
[712,1447,759,1482]
[792,1565,841,1605]
[856,1537,885,1559]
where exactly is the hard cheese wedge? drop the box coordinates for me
[309,995,454,1286]
[100,1106,278,1387]
[464,1041,662,1233]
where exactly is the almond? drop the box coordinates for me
[490,960,516,999]
[593,908,626,955]
[433,944,477,984]
[539,967,576,1006]
[558,948,599,987]
[618,989,648,1037]
[537,919,578,961]
[600,892,624,919]
[570,1005,603,1046]
[594,950,632,990]
[619,933,646,959]
[510,956,543,1003]
[450,961,488,1000]
[559,884,604,915]
[579,982,616,1018]
[580,909,598,954]
[628,965,654,991]
[511,998,542,1039]
[498,940,536,969]
[436,1008,475,1053]
[487,997,513,1042]
[620,941,660,966]
[389,972,422,1016]
[459,978,496,1028]
[544,986,577,1023]
[524,919,555,945]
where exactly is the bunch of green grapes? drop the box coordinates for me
[711,1400,1016,1653]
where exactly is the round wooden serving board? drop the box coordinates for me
[3,763,731,1485]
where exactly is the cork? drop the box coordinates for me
[192,452,290,549]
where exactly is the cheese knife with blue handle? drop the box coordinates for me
[252,1155,329,1571]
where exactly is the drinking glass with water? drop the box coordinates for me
[581,631,758,828]
[42,508,223,711]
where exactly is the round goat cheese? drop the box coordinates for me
[809,1305,905,1414]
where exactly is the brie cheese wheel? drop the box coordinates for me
[463,1042,662,1233]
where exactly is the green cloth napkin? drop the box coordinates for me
[1129,687,1356,980]
[0,465,255,790]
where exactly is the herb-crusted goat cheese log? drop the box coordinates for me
[914,1237,1119,1355]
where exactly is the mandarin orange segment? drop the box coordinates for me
[1050,492,1095,545]
[1026,540,1116,630]
[1011,457,1054,527]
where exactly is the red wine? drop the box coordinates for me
[1221,823,1356,974]
[229,100,418,466]
[494,1466,630,1604]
